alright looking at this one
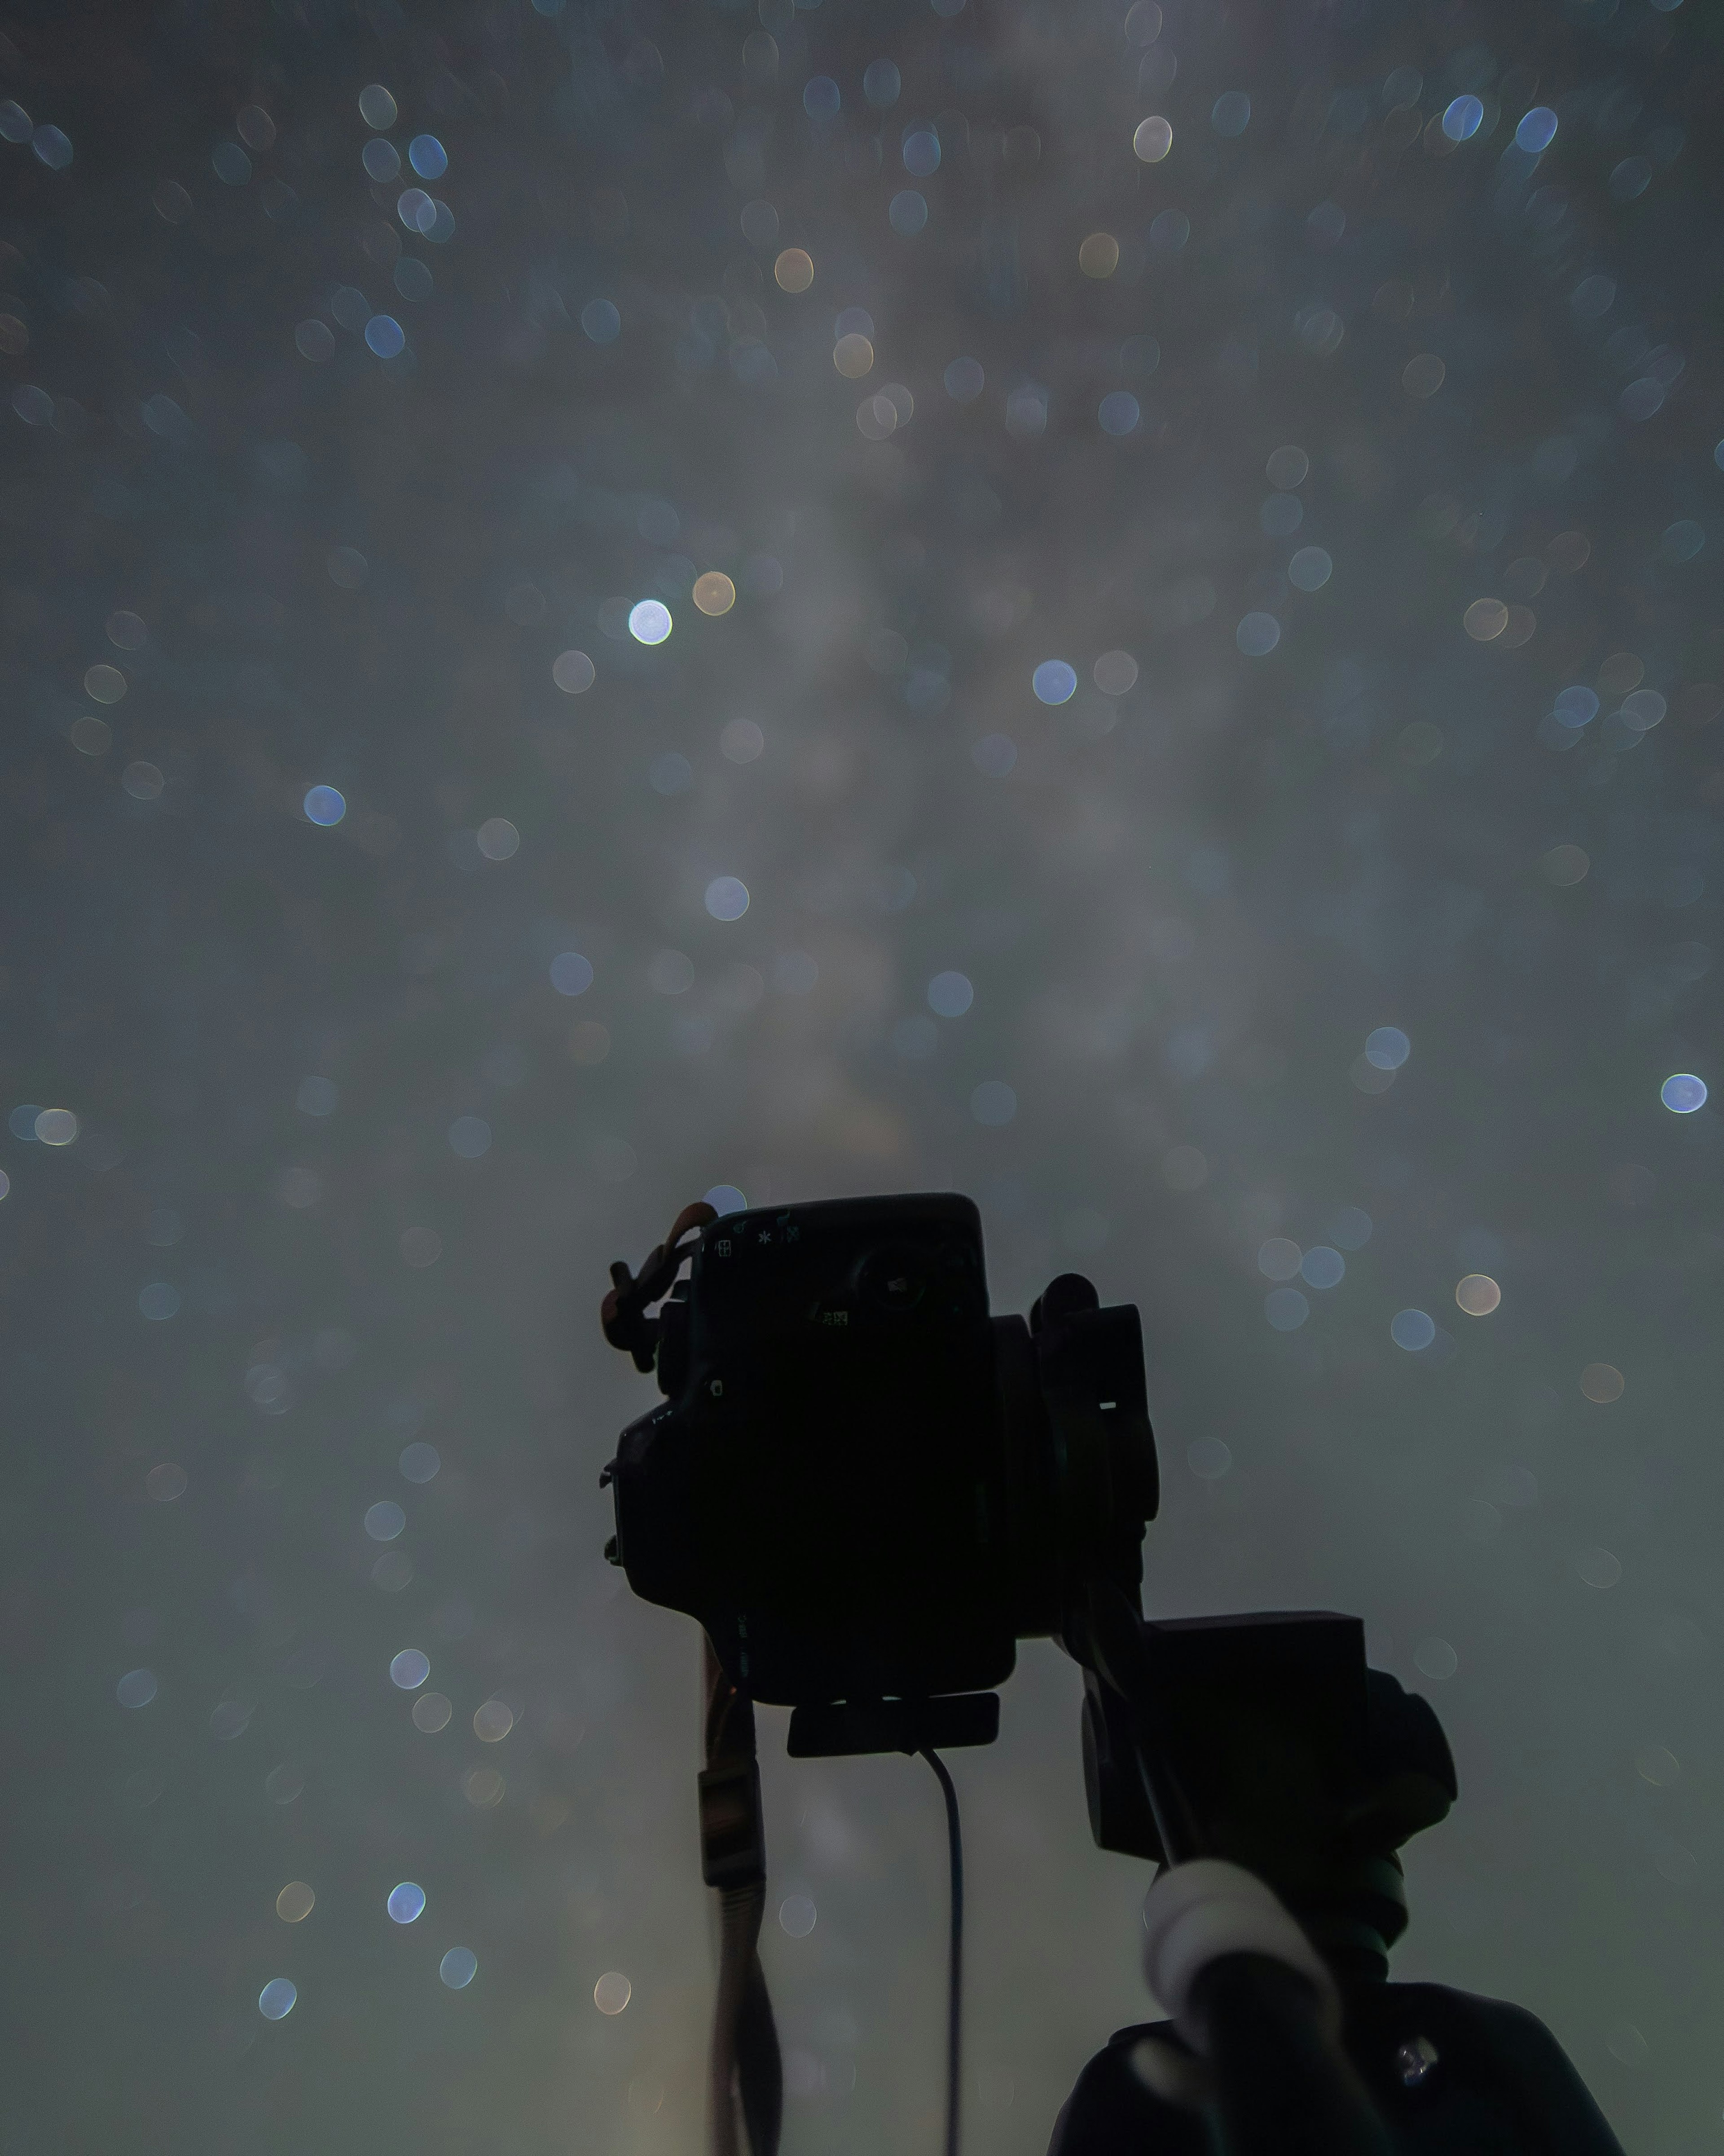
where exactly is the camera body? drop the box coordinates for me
[605,1193,1158,1716]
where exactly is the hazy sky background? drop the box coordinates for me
[3,0,1720,2148]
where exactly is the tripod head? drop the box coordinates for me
[1080,1610,1456,1980]
[1059,1610,1627,2156]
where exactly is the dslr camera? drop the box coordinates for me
[605,1190,1155,1742]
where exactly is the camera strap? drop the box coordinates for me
[700,1638,782,2156]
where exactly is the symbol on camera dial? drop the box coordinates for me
[858,1246,928,1313]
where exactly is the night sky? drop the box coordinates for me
[2,0,1720,2148]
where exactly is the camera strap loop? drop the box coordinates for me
[703,1639,782,2156]
[603,1202,717,1371]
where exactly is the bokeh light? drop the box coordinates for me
[1288,548,1332,591]
[1078,233,1119,279]
[1661,1074,1706,1113]
[448,1116,491,1158]
[1442,95,1484,141]
[833,332,874,378]
[1574,1548,1623,1590]
[387,1883,427,1924]
[552,649,596,692]
[971,1082,1016,1127]
[1553,687,1599,728]
[473,1699,515,1742]
[1132,116,1172,163]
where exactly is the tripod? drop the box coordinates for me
[1055,1597,1627,2156]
